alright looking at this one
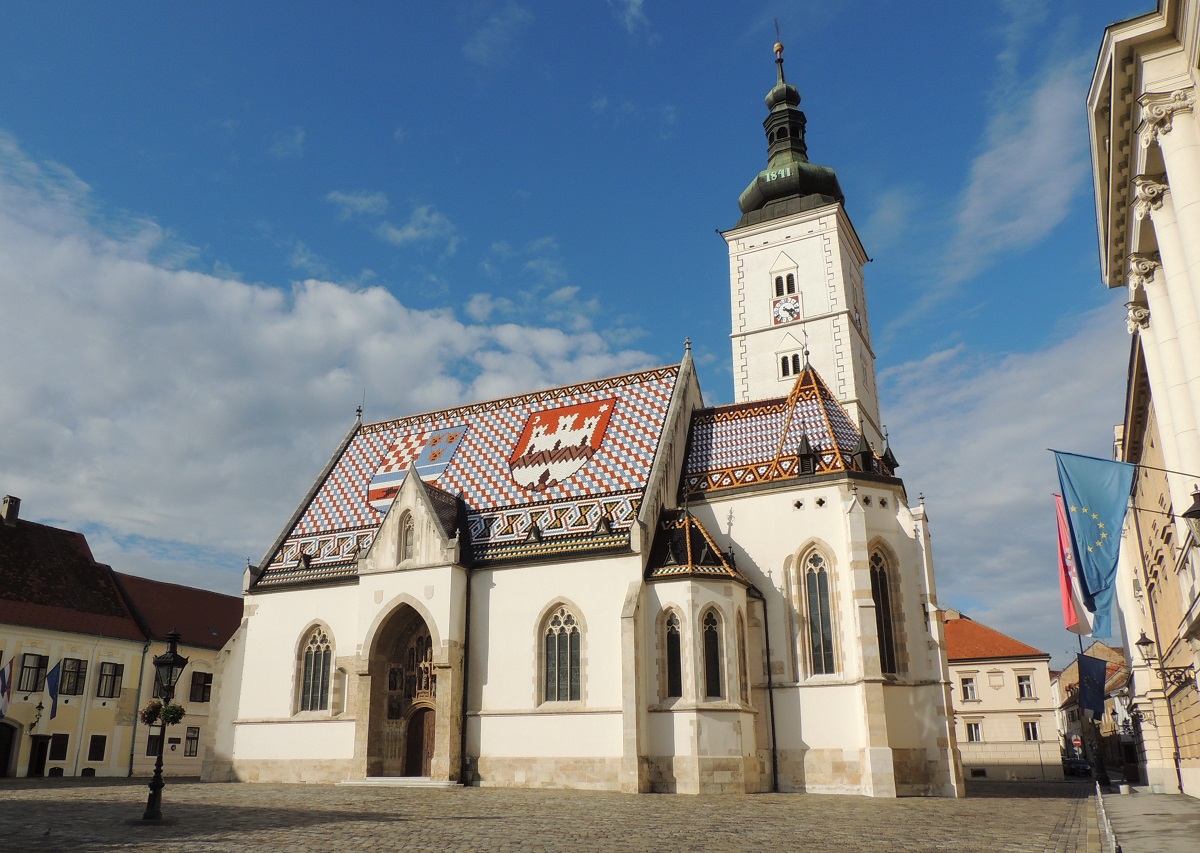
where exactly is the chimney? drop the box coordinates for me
[1,495,20,527]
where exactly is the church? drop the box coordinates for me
[206,43,964,797]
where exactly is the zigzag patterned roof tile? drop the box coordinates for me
[683,363,888,496]
[253,365,680,588]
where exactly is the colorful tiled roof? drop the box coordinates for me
[0,517,145,642]
[944,614,1047,661]
[114,573,243,650]
[645,510,749,585]
[684,363,889,495]
[254,365,680,587]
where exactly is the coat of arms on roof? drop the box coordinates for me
[508,399,615,492]
[368,425,468,512]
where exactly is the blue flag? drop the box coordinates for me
[1054,452,1135,637]
[1077,654,1108,718]
[45,661,62,720]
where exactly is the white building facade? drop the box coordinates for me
[211,45,962,797]
[1089,0,1200,797]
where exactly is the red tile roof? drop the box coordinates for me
[115,573,242,650]
[0,518,144,642]
[944,614,1047,661]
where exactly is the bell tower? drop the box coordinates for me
[724,41,882,447]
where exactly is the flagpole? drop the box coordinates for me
[1047,448,1200,483]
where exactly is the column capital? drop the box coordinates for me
[1126,304,1151,334]
[1128,252,1162,293]
[1133,174,1169,220]
[1139,89,1196,148]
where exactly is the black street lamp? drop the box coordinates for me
[1134,630,1197,689]
[142,630,189,822]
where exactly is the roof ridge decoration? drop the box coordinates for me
[683,363,893,496]
[646,509,750,585]
[362,365,678,435]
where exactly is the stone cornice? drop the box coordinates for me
[1138,89,1196,147]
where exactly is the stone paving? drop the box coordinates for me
[0,777,1101,853]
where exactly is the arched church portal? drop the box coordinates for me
[369,605,438,777]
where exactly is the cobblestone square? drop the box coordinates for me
[0,778,1099,853]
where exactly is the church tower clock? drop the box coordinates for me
[724,42,883,448]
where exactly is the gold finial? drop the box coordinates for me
[774,19,784,59]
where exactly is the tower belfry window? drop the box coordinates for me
[775,275,785,298]
[786,273,795,294]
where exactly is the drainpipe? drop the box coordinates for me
[747,584,778,792]
[457,568,472,786]
[128,640,150,777]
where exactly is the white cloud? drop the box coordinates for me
[880,304,1129,662]
[289,240,329,277]
[268,126,305,160]
[462,2,533,67]
[377,205,459,255]
[0,135,653,596]
[326,189,389,219]
[608,0,649,34]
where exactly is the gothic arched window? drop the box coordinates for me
[870,551,899,675]
[543,606,581,702]
[299,627,332,712]
[400,514,414,562]
[736,611,749,702]
[805,551,835,675]
[664,611,683,699]
[702,609,723,699]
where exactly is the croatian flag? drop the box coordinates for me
[1053,451,1136,638]
[0,656,12,718]
[1055,495,1094,635]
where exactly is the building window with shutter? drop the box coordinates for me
[184,726,200,757]
[96,662,124,698]
[190,671,213,703]
[60,658,88,695]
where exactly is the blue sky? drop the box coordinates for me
[0,1,1146,664]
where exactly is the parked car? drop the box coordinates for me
[1062,758,1092,777]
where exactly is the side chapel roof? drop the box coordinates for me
[252,365,681,589]
[645,510,750,586]
[683,362,893,497]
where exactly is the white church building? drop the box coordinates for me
[206,44,964,797]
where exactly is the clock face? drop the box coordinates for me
[773,296,800,324]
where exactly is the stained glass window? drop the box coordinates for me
[806,552,835,675]
[703,610,722,698]
[544,607,581,702]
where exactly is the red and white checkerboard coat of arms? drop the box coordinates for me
[508,399,616,491]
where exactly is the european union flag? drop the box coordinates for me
[1077,653,1108,718]
[1054,451,1135,638]
[45,661,62,720]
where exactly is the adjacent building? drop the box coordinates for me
[209,45,963,797]
[1088,0,1200,797]
[0,495,242,778]
[943,611,1062,781]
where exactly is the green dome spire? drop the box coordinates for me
[735,41,843,228]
